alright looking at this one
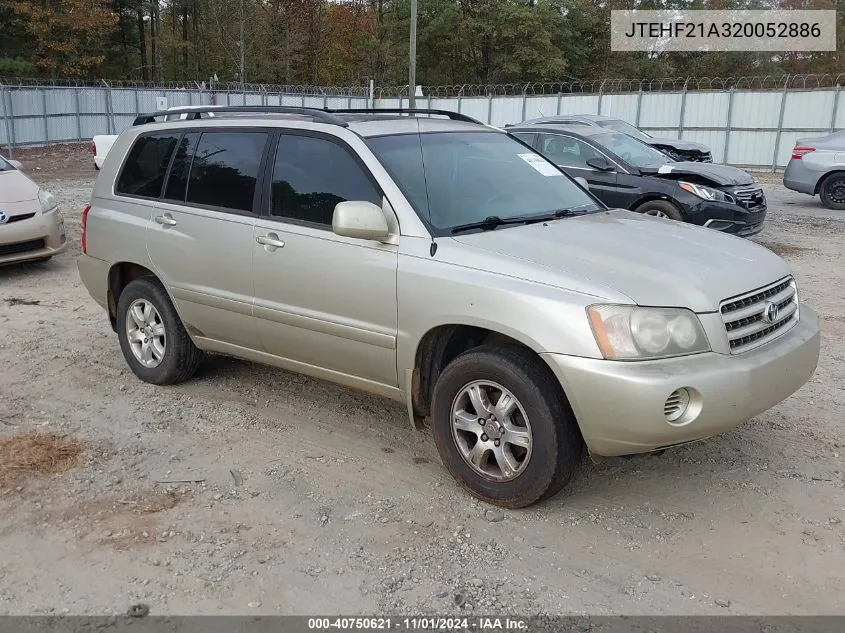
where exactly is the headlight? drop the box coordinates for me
[38,188,57,213]
[587,305,710,360]
[679,181,732,203]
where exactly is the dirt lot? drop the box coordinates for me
[1,144,844,616]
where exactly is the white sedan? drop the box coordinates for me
[0,155,67,265]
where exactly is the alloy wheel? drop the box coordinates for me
[125,298,166,368]
[450,380,533,482]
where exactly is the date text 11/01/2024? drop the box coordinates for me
[308,618,529,631]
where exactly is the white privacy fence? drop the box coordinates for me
[379,86,844,169]
[0,82,370,156]
[2,78,843,168]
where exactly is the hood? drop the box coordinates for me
[640,161,755,186]
[0,169,40,203]
[450,209,789,313]
[645,137,710,152]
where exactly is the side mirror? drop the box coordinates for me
[574,176,589,191]
[8,159,22,170]
[332,201,390,242]
[586,157,614,172]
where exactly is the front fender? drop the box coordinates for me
[396,249,609,379]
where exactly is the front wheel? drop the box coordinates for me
[430,345,583,508]
[634,199,684,221]
[116,276,203,385]
[819,172,845,210]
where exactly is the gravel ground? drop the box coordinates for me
[1,144,844,616]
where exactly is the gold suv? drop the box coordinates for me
[77,106,820,507]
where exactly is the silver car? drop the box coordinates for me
[783,130,845,209]
[0,155,67,265]
[77,106,820,508]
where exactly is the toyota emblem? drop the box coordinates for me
[762,301,780,324]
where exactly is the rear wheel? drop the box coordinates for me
[430,345,583,508]
[635,199,684,221]
[819,172,845,210]
[116,276,203,385]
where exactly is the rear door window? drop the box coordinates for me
[163,132,200,202]
[116,133,179,198]
[185,131,269,213]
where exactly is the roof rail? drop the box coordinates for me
[324,108,485,125]
[131,105,349,127]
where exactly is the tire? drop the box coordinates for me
[634,199,684,221]
[819,172,845,210]
[116,276,203,385]
[430,344,583,508]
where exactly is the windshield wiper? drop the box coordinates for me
[451,207,596,234]
[450,216,528,234]
[525,205,597,222]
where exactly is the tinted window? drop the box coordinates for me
[163,132,199,202]
[368,132,600,235]
[186,131,268,212]
[116,133,179,198]
[270,135,381,226]
[539,134,605,168]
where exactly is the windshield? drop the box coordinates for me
[367,131,601,235]
[0,156,12,171]
[599,119,651,141]
[592,131,673,168]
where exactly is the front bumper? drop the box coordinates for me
[542,304,820,457]
[684,197,767,237]
[0,208,67,265]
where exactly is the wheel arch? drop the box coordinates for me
[814,169,845,195]
[106,262,192,337]
[407,322,576,431]
[631,193,683,211]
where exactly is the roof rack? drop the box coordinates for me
[324,108,485,125]
[132,105,349,127]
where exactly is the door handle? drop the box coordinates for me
[256,234,285,248]
[154,214,177,226]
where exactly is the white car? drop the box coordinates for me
[0,155,67,264]
[92,105,221,170]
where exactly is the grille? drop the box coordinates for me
[5,213,36,224]
[720,277,798,354]
[733,187,766,210]
[0,238,45,257]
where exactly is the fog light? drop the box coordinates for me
[664,388,691,423]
